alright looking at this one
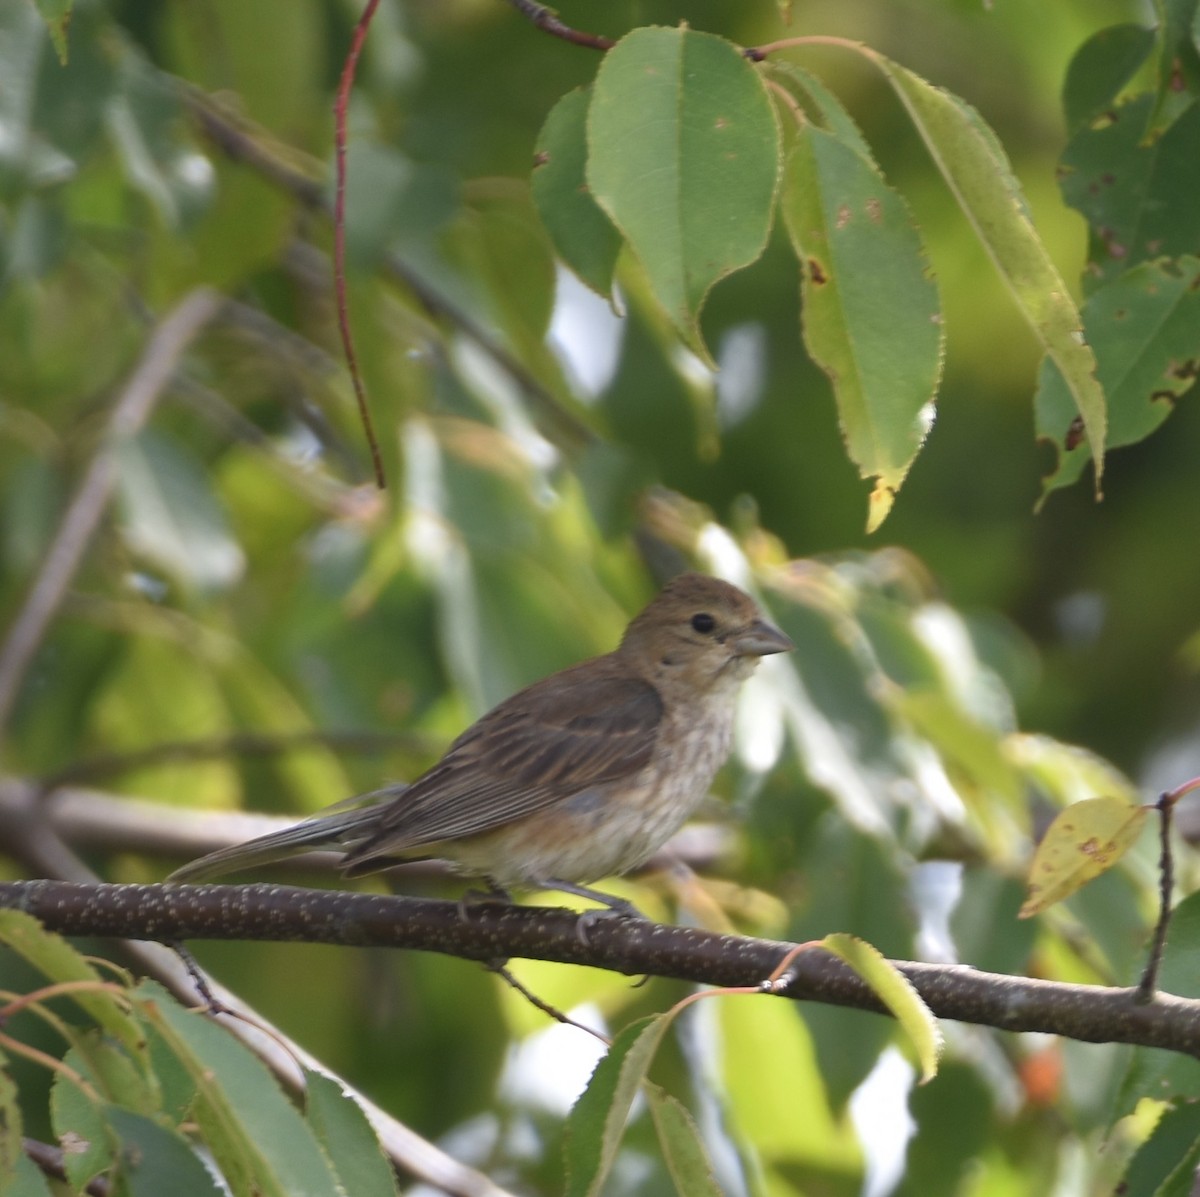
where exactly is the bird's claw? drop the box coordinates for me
[574,900,646,947]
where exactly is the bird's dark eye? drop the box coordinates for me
[691,612,716,634]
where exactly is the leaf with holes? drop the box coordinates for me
[1035,256,1200,500]
[782,124,942,531]
[1020,796,1149,917]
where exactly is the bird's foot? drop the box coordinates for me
[573,903,647,947]
[457,880,514,922]
[534,879,649,947]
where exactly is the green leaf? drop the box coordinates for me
[106,51,214,230]
[564,1014,670,1197]
[0,911,147,1063]
[5,1153,53,1197]
[1058,98,1200,287]
[587,26,781,363]
[0,1063,24,1194]
[1035,256,1200,498]
[1115,892,1200,1119]
[766,61,875,162]
[895,688,1024,812]
[50,1053,114,1193]
[87,634,240,808]
[342,142,458,265]
[1119,1101,1200,1197]
[116,430,246,596]
[133,981,343,1197]
[532,87,622,298]
[716,986,857,1169]
[458,177,558,354]
[35,0,73,65]
[781,125,942,531]
[107,1107,224,1197]
[1062,24,1156,133]
[0,4,69,194]
[1020,795,1149,917]
[874,57,1106,488]
[304,1069,400,1197]
[646,1089,723,1197]
[821,933,942,1082]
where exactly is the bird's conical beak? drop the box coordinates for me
[731,618,793,657]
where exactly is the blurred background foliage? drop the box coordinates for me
[4,0,1200,1193]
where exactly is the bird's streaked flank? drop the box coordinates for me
[169,573,792,922]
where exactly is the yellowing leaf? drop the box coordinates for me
[822,933,942,1083]
[1020,795,1149,918]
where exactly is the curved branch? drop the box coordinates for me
[0,289,222,743]
[3,879,1197,1058]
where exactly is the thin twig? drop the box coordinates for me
[21,1139,111,1197]
[502,0,614,50]
[333,0,387,488]
[1138,787,1189,1002]
[489,961,610,1044]
[0,289,222,745]
[183,87,596,454]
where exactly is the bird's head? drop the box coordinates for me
[618,573,793,690]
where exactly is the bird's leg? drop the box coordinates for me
[534,879,648,946]
[457,877,515,922]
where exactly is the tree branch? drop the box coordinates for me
[0,289,222,744]
[0,776,731,878]
[182,86,597,455]
[3,879,1197,1058]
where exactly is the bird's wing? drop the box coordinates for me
[343,663,663,859]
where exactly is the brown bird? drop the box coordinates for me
[169,573,792,921]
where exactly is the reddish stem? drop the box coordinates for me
[334,0,387,489]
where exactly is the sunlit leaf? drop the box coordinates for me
[717,990,858,1170]
[1117,1100,1200,1197]
[588,26,780,363]
[1115,892,1200,1118]
[1020,795,1149,917]
[782,124,942,530]
[875,57,1106,489]
[0,1064,22,1193]
[0,912,145,1062]
[1008,733,1140,807]
[822,933,942,1082]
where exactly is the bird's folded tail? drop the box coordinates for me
[165,802,386,884]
